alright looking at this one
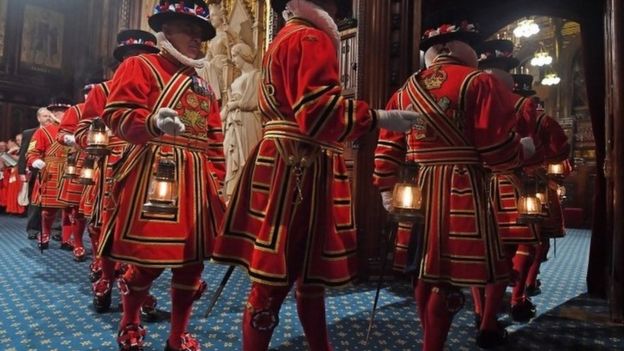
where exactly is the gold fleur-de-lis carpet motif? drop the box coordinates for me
[0,214,621,350]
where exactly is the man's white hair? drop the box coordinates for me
[36,107,50,117]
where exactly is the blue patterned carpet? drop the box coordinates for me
[0,214,622,350]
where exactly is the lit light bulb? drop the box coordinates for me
[541,73,561,86]
[530,51,553,67]
[514,19,540,38]
[156,180,172,200]
[401,187,413,208]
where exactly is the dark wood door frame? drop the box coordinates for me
[605,0,624,323]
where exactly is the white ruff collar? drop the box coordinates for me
[283,0,340,50]
[156,32,205,69]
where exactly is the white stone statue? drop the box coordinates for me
[197,3,240,102]
[221,42,263,199]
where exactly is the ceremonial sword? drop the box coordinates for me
[365,218,399,343]
[204,265,236,318]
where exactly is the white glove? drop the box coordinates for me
[63,134,76,146]
[376,110,421,132]
[381,191,394,212]
[155,108,185,135]
[520,137,536,159]
[32,159,46,169]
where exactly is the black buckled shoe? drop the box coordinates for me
[73,247,86,262]
[476,325,508,349]
[37,234,50,250]
[140,294,160,323]
[60,241,74,251]
[92,279,112,313]
[510,298,536,322]
[89,259,102,282]
[164,333,200,351]
[117,324,146,351]
[525,284,542,296]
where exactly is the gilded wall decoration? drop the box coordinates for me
[20,4,64,71]
[0,0,7,60]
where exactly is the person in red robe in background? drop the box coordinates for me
[26,100,73,250]
[75,29,161,319]
[0,141,8,210]
[470,39,540,325]
[57,103,89,261]
[101,1,225,350]
[4,137,26,215]
[516,90,572,297]
[212,1,419,350]
[373,10,536,350]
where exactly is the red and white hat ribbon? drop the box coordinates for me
[118,38,157,47]
[479,49,514,60]
[423,21,477,40]
[153,1,209,21]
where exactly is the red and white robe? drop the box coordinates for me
[531,112,571,237]
[57,104,87,207]
[373,58,525,286]
[212,18,377,287]
[27,124,69,209]
[75,82,112,222]
[100,53,225,267]
[491,96,540,245]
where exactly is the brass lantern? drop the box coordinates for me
[143,159,178,215]
[63,152,79,179]
[535,180,549,210]
[79,155,96,185]
[86,118,110,156]
[517,176,543,224]
[390,162,424,222]
[546,161,566,178]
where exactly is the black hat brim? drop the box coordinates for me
[47,105,71,112]
[337,0,353,19]
[271,0,288,13]
[478,57,520,72]
[420,31,481,51]
[148,12,216,41]
[513,89,537,97]
[113,44,160,62]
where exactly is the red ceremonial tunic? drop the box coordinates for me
[0,168,7,207]
[491,96,540,246]
[5,149,25,214]
[57,104,87,206]
[373,57,524,287]
[75,82,112,219]
[212,19,377,287]
[100,53,225,268]
[531,112,571,237]
[27,124,69,208]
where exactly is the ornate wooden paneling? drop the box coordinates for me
[0,0,126,140]
[605,0,624,322]
[353,0,420,278]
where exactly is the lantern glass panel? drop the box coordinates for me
[391,183,422,210]
[517,195,542,216]
[79,156,96,185]
[547,162,565,176]
[143,159,178,214]
[87,129,109,147]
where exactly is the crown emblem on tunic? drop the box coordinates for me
[423,68,447,90]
